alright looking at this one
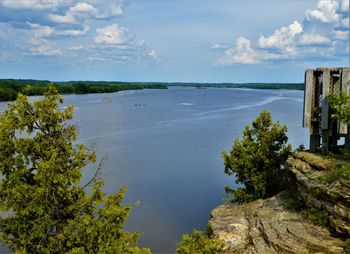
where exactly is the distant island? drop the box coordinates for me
[0,79,304,102]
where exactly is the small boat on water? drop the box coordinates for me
[102,97,112,103]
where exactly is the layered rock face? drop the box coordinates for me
[210,152,349,254]
[287,152,350,236]
[210,193,343,254]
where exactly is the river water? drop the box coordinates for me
[0,87,308,253]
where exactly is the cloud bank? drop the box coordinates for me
[0,0,156,63]
[214,0,349,66]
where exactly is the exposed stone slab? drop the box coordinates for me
[210,193,344,254]
[287,152,350,236]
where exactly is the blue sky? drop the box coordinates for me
[0,0,349,82]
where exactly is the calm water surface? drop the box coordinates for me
[0,87,308,253]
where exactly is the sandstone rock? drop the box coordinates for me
[287,152,350,236]
[210,192,344,254]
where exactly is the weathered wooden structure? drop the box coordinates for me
[303,67,350,152]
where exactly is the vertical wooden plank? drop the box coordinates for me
[321,69,330,130]
[303,70,314,128]
[340,68,350,134]
[321,96,329,129]
[341,68,350,95]
[322,129,330,153]
[322,69,331,96]
[310,134,320,152]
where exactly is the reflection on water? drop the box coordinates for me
[0,87,308,253]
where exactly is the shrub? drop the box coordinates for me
[176,229,225,254]
[301,208,329,227]
[222,110,292,204]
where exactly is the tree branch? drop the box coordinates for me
[81,157,104,190]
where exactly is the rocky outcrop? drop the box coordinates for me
[210,192,344,254]
[287,152,350,236]
[210,152,350,253]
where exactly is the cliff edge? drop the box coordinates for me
[210,152,349,254]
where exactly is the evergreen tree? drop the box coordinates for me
[176,230,225,254]
[0,87,150,253]
[222,110,292,204]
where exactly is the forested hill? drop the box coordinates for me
[0,79,304,102]
[0,79,167,102]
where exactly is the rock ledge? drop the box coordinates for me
[210,192,344,253]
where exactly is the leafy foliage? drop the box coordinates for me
[301,208,329,227]
[223,110,292,204]
[341,239,350,252]
[329,92,350,126]
[176,229,225,254]
[318,164,350,184]
[0,87,150,253]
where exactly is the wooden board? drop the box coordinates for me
[321,96,329,129]
[322,69,331,96]
[339,68,350,134]
[341,68,350,94]
[321,69,331,129]
[303,70,315,128]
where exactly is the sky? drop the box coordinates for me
[0,0,349,83]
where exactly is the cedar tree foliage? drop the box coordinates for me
[0,86,150,254]
[222,110,292,204]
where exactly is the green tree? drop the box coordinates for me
[222,110,292,204]
[176,229,225,254]
[329,92,350,126]
[0,87,150,254]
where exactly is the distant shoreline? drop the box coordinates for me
[168,82,304,90]
[0,79,304,102]
[0,79,167,102]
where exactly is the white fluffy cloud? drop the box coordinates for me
[258,21,303,54]
[341,0,349,12]
[0,0,66,10]
[215,0,349,66]
[0,0,156,64]
[49,13,77,24]
[148,49,157,59]
[334,30,349,40]
[94,24,131,45]
[216,37,284,65]
[211,43,229,50]
[28,39,62,56]
[299,33,331,45]
[306,0,340,23]
[27,22,89,38]
[69,2,97,13]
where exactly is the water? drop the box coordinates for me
[0,87,308,253]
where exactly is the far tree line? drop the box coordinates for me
[0,80,167,101]
[0,79,305,102]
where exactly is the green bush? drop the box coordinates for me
[341,239,350,252]
[318,164,350,184]
[222,110,292,204]
[301,208,329,227]
[176,229,225,254]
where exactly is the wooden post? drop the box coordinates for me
[321,69,331,152]
[342,68,350,149]
[304,70,320,151]
[303,70,314,129]
[310,134,320,152]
